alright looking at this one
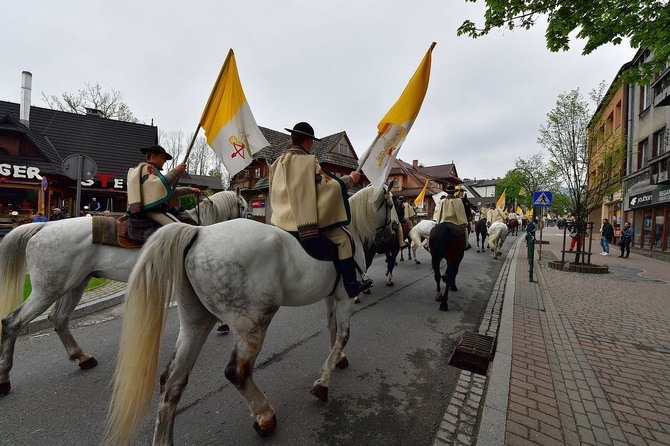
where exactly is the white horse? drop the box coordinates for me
[0,190,248,395]
[487,221,509,260]
[104,185,394,446]
[407,219,436,264]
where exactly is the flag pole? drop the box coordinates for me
[181,124,202,164]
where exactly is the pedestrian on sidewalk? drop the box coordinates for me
[600,218,614,255]
[618,221,633,258]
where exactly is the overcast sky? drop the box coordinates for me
[2,0,638,181]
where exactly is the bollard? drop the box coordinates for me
[526,232,535,282]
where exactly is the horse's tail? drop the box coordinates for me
[0,223,46,319]
[104,223,199,446]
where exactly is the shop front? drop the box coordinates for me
[624,185,670,253]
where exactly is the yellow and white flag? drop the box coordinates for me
[200,49,270,177]
[414,179,429,206]
[519,186,525,195]
[496,188,506,208]
[359,43,436,200]
[516,206,523,215]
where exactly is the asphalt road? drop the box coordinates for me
[0,234,511,446]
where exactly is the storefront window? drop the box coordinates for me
[0,185,39,222]
[665,207,670,253]
[652,210,664,249]
[642,209,653,248]
[634,210,643,247]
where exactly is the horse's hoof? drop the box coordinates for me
[217,324,230,333]
[311,384,329,402]
[79,357,98,370]
[253,415,277,437]
[0,381,10,395]
[439,303,449,312]
[435,293,443,302]
[450,285,458,292]
[386,281,394,287]
[336,356,349,369]
[415,260,421,264]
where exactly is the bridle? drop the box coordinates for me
[374,191,394,245]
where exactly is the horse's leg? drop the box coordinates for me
[225,313,277,435]
[153,288,217,445]
[0,288,67,394]
[385,251,395,286]
[49,280,97,369]
[312,295,353,402]
[324,296,349,369]
[432,257,443,303]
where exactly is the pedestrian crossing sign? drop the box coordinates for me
[533,191,553,207]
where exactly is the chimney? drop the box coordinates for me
[412,159,419,169]
[85,107,104,118]
[20,71,32,127]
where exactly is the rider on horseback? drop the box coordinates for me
[127,145,201,226]
[269,122,372,299]
[486,202,506,227]
[433,185,471,250]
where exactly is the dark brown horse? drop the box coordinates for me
[399,222,413,261]
[429,222,466,312]
[507,218,519,236]
[475,218,488,252]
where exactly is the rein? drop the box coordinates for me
[374,193,394,244]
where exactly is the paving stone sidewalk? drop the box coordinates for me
[482,227,670,446]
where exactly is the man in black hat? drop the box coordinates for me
[269,122,371,299]
[127,145,201,226]
[434,185,471,250]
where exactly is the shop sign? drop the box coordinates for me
[0,163,42,179]
[250,199,265,208]
[81,174,125,189]
[628,185,670,208]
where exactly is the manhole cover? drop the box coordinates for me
[448,332,496,376]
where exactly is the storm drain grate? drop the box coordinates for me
[448,332,496,376]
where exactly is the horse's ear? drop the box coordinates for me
[235,186,241,198]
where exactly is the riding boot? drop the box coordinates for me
[339,257,373,298]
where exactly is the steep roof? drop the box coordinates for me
[255,127,358,169]
[0,101,158,177]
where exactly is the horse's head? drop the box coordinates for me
[186,189,250,225]
[233,187,251,219]
[348,183,395,247]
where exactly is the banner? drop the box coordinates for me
[414,179,429,206]
[359,42,436,200]
[200,49,270,176]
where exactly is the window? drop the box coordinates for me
[637,138,649,169]
[253,167,261,179]
[333,142,351,156]
[640,84,651,112]
[653,128,666,158]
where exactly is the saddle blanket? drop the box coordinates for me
[91,215,141,248]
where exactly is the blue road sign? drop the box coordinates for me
[533,191,553,207]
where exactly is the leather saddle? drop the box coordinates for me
[91,215,144,248]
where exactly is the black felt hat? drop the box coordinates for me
[140,145,173,160]
[445,185,457,194]
[285,122,321,141]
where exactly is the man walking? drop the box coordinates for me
[600,218,614,255]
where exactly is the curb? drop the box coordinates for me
[21,290,126,336]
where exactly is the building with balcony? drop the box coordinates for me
[621,49,670,254]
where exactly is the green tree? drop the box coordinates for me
[538,87,624,223]
[42,82,139,122]
[497,154,561,210]
[458,0,670,83]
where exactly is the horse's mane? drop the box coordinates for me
[184,191,241,224]
[348,186,385,246]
